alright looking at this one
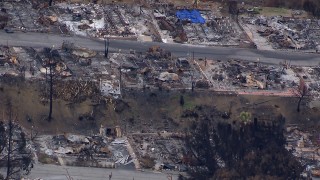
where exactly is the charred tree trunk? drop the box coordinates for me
[229,0,238,15]
[297,97,302,112]
[6,110,13,180]
[48,62,53,121]
[49,0,53,6]
[3,101,33,179]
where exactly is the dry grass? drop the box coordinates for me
[258,7,311,18]
[1,78,319,136]
[38,153,58,164]
[166,0,193,6]
[140,155,155,169]
[259,7,292,17]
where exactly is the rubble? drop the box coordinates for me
[37,129,134,169]
[158,72,179,81]
[285,125,320,178]
[128,132,186,171]
[2,0,244,46]
[3,43,320,100]
[78,23,91,30]
[51,80,99,103]
[4,0,320,50]
[241,14,320,51]
[100,80,120,98]
[72,48,97,58]
[38,15,57,27]
[198,58,306,92]
[1,1,320,177]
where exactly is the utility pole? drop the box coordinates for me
[48,62,53,121]
[139,5,143,15]
[192,51,194,61]
[191,71,194,92]
[204,57,207,67]
[119,63,122,98]
[105,38,109,58]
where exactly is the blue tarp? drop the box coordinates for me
[176,9,206,24]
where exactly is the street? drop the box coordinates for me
[25,164,177,180]
[0,31,319,66]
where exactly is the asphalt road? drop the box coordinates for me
[0,31,319,66]
[24,164,177,180]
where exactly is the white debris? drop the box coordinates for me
[90,18,105,29]
[115,155,130,164]
[158,72,179,81]
[111,138,127,145]
[100,80,121,97]
[124,159,134,165]
[59,18,87,36]
[55,147,74,154]
[66,134,88,143]
[45,149,53,156]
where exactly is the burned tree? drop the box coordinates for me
[49,0,53,6]
[180,95,185,107]
[228,0,238,15]
[185,106,303,179]
[293,78,310,112]
[0,100,33,179]
[185,120,217,179]
[44,47,58,121]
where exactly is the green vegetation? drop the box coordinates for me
[239,111,252,124]
[259,7,292,17]
[182,99,196,110]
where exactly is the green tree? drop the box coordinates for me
[239,111,251,124]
